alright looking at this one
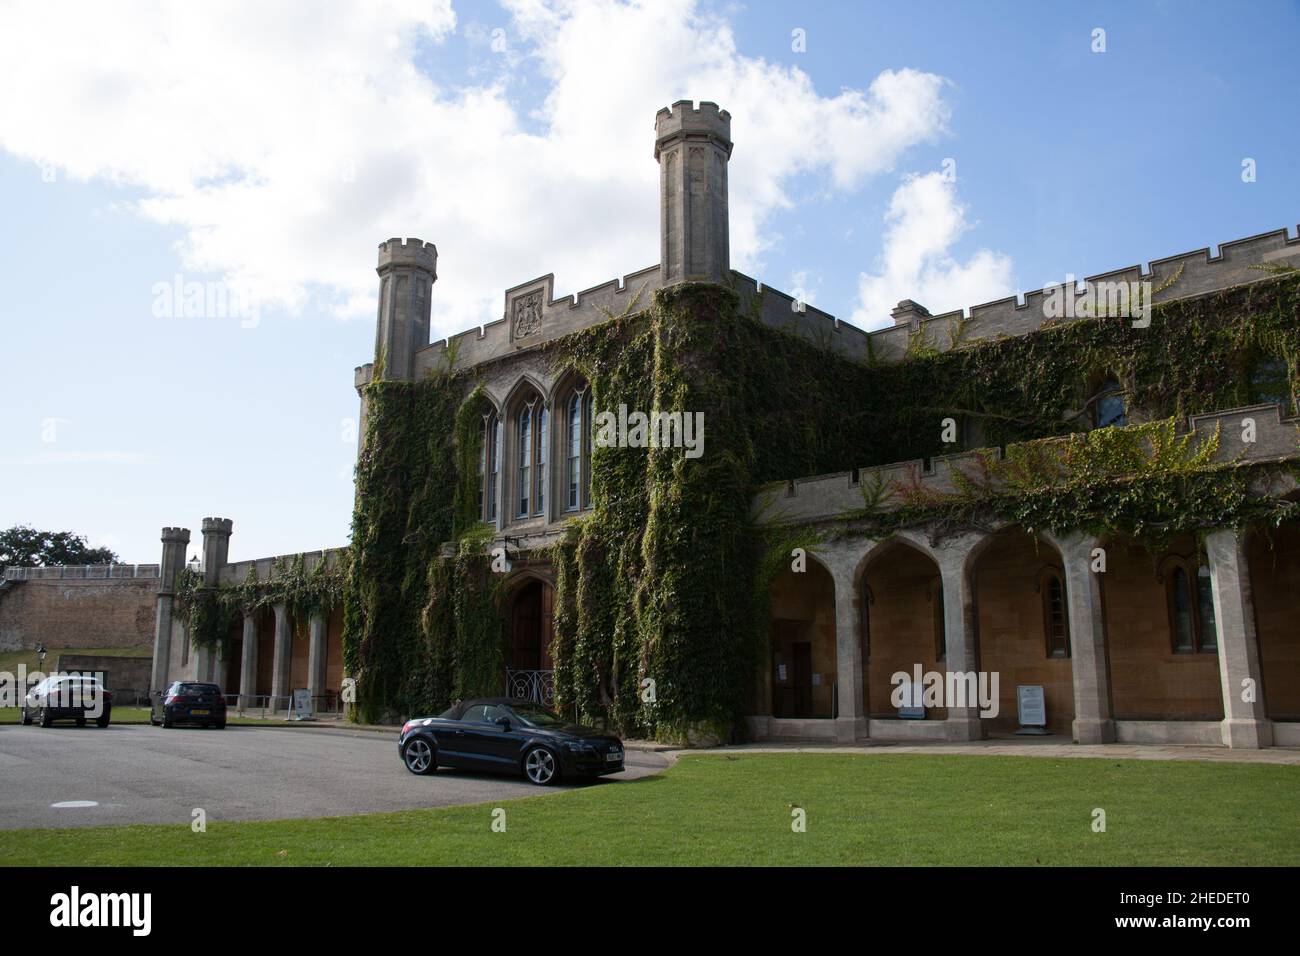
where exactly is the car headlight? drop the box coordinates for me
[563,741,593,753]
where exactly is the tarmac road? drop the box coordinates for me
[0,722,671,830]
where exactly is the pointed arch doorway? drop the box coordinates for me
[506,577,555,706]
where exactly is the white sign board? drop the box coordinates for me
[897,677,925,720]
[1017,685,1046,727]
[291,687,313,720]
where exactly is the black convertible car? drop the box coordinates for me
[398,698,624,785]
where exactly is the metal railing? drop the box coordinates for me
[227,693,346,719]
[506,668,555,707]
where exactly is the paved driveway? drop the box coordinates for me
[0,723,671,830]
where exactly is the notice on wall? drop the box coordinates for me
[898,677,925,720]
[1017,685,1046,727]
[291,687,313,720]
[811,673,821,686]
[776,664,787,682]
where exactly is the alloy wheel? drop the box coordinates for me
[524,747,556,785]
[403,738,434,774]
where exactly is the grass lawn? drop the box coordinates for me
[1,752,1296,866]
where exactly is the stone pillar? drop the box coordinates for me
[1205,529,1273,748]
[307,610,327,708]
[150,527,190,696]
[269,602,292,714]
[1056,533,1115,744]
[823,548,867,743]
[655,101,732,285]
[238,611,258,709]
[930,531,985,741]
[373,238,436,382]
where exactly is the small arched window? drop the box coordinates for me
[1164,557,1217,654]
[535,404,547,516]
[1094,378,1127,428]
[1040,570,1070,658]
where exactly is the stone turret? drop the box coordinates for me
[200,517,232,587]
[151,526,191,695]
[374,238,437,381]
[655,101,732,285]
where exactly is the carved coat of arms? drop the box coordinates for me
[513,291,543,338]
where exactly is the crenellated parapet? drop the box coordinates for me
[754,402,1300,527]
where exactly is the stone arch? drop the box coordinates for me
[859,535,947,721]
[763,553,837,721]
[969,527,1074,734]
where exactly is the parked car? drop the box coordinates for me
[398,697,624,785]
[20,675,112,728]
[151,681,227,729]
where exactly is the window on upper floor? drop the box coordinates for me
[563,384,593,512]
[479,412,500,524]
[514,398,548,519]
[1249,355,1294,413]
[1094,378,1128,429]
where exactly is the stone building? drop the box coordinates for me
[147,101,1300,748]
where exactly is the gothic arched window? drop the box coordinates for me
[1164,557,1217,654]
[1094,378,1127,428]
[480,412,500,524]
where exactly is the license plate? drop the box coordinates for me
[191,709,209,715]
[605,751,622,763]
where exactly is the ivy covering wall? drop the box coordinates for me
[341,271,1300,737]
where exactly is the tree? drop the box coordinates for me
[0,526,119,569]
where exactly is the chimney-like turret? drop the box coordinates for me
[655,101,732,285]
[374,238,437,381]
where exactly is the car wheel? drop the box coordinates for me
[39,707,52,728]
[214,719,226,730]
[402,737,436,775]
[523,746,559,786]
[19,707,31,726]
[162,712,173,729]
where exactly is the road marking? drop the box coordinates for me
[50,800,98,808]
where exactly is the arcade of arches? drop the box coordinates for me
[749,521,1300,748]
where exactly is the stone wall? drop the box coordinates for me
[0,576,157,652]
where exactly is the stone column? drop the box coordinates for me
[929,531,985,741]
[307,610,327,708]
[150,527,190,696]
[823,547,867,743]
[269,602,292,714]
[1057,533,1116,744]
[1205,529,1273,748]
[238,611,258,709]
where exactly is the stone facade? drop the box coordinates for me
[146,101,1299,748]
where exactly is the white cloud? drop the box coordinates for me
[0,0,952,339]
[851,171,1014,331]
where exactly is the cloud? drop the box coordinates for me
[0,0,952,340]
[851,171,1014,331]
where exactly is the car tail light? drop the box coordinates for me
[102,691,112,701]
[166,695,182,704]
[401,721,415,735]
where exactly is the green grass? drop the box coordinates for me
[2,753,1296,866]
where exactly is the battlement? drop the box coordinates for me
[654,100,732,157]
[413,264,665,375]
[217,548,345,587]
[201,517,233,534]
[160,527,190,543]
[2,564,161,581]
[754,402,1300,527]
[377,237,437,274]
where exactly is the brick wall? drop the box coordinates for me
[865,543,949,721]
[1249,522,1300,721]
[768,564,837,718]
[0,577,157,652]
[1103,536,1223,720]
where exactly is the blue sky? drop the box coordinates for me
[1,0,1296,564]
